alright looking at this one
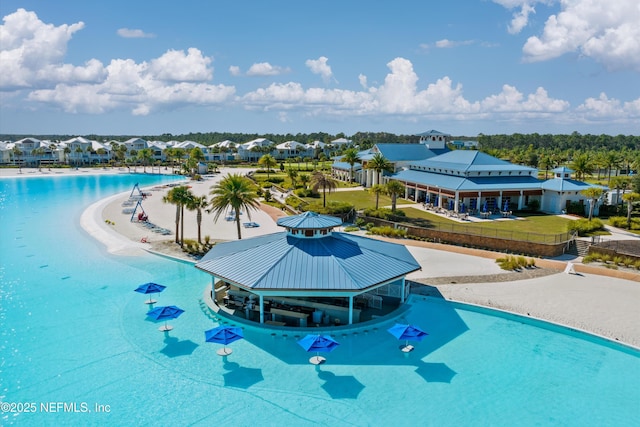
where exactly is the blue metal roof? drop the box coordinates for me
[409,151,536,174]
[195,232,421,292]
[332,161,362,171]
[392,169,542,191]
[416,130,451,137]
[277,211,342,229]
[372,143,445,162]
[541,178,601,192]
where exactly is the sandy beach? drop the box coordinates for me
[4,166,639,348]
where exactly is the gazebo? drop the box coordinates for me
[195,212,421,326]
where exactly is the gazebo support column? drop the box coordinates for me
[259,294,264,324]
[348,296,354,325]
[401,278,406,303]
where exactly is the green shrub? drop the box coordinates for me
[582,254,596,263]
[362,208,406,220]
[608,216,627,228]
[612,256,624,265]
[343,226,360,232]
[302,201,354,215]
[368,226,407,238]
[295,188,318,198]
[354,218,366,227]
[495,255,533,271]
[600,253,612,264]
[622,257,635,268]
[567,218,605,236]
[285,195,304,209]
[634,260,640,270]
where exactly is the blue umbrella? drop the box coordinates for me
[482,200,489,213]
[297,334,340,365]
[134,282,166,304]
[434,195,439,207]
[205,325,244,356]
[387,323,428,352]
[470,198,477,210]
[503,200,509,212]
[460,203,466,214]
[147,305,184,332]
[448,199,454,210]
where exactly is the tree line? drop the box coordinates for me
[3,131,637,151]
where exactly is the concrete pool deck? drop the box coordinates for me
[3,166,639,348]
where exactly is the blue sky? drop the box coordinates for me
[1,0,639,137]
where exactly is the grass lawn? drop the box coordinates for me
[302,189,414,210]
[402,208,571,234]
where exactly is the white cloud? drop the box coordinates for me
[3,9,638,128]
[574,92,640,122]
[117,28,155,38]
[358,74,368,89]
[149,48,213,82]
[246,62,290,76]
[305,56,335,84]
[0,8,85,89]
[492,0,545,34]
[435,39,475,48]
[517,0,640,70]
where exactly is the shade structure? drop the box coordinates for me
[297,334,340,365]
[387,323,428,352]
[134,282,166,304]
[205,325,244,356]
[146,305,184,332]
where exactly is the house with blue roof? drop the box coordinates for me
[196,212,421,327]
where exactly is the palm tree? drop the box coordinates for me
[386,180,405,212]
[96,148,107,166]
[369,184,386,210]
[163,186,193,246]
[286,168,299,188]
[74,146,84,166]
[602,151,621,186]
[63,146,71,165]
[186,195,208,244]
[366,153,393,186]
[208,174,260,239]
[137,148,154,173]
[299,173,310,189]
[341,148,361,184]
[610,176,631,211]
[622,192,640,229]
[258,154,277,180]
[570,153,594,181]
[621,192,640,229]
[580,187,604,221]
[310,171,337,207]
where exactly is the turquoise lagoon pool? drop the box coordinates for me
[1,174,639,426]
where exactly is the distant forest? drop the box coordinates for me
[2,131,638,151]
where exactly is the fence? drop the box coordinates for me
[359,215,572,257]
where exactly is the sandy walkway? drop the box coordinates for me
[4,166,640,348]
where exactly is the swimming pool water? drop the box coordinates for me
[1,174,639,426]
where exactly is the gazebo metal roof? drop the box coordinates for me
[276,211,342,230]
[196,212,421,293]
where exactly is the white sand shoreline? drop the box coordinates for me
[4,166,640,348]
